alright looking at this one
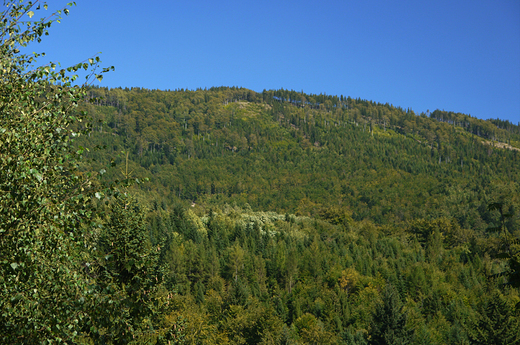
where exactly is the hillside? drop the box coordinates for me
[67,87,520,343]
[5,81,520,343]
[78,86,520,232]
[4,1,519,341]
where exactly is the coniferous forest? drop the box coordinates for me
[1,2,520,344]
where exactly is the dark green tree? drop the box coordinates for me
[487,202,520,288]
[86,194,174,344]
[369,284,413,345]
[470,292,520,345]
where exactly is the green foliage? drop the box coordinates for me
[75,85,520,234]
[85,194,171,343]
[486,202,520,288]
[142,204,516,344]
[292,312,334,344]
[2,1,519,343]
[369,284,413,345]
[0,1,105,342]
[0,2,166,344]
[60,90,520,342]
[470,292,520,345]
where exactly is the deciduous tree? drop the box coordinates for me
[0,1,111,342]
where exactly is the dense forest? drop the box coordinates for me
[79,85,520,229]
[70,85,520,343]
[2,2,520,344]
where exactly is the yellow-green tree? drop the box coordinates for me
[0,1,111,343]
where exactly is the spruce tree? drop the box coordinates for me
[86,194,174,344]
[369,284,413,345]
[471,292,520,345]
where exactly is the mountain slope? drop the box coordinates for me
[76,86,519,233]
[71,86,520,344]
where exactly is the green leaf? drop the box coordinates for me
[10,263,18,270]
[27,11,34,18]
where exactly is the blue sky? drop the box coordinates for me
[22,0,520,123]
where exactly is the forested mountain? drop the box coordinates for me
[78,86,520,230]
[62,85,519,343]
[4,2,519,343]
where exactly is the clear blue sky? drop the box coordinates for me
[21,0,520,123]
